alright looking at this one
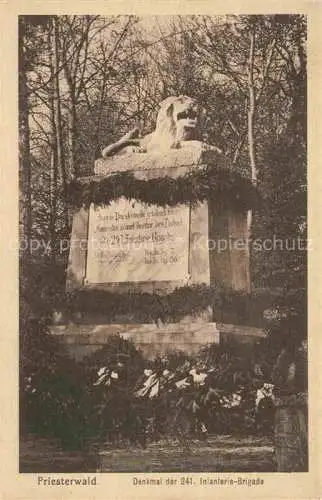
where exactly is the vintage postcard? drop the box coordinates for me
[0,0,321,499]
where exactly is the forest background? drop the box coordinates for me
[18,15,307,442]
[19,14,306,289]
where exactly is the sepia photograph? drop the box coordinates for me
[18,13,308,476]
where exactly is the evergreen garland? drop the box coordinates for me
[56,285,272,326]
[67,164,258,210]
[63,161,263,325]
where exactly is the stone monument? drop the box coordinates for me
[51,95,264,359]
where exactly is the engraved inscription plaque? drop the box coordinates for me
[85,198,190,283]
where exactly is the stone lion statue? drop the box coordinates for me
[102,95,217,158]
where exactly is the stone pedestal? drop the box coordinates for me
[67,147,250,296]
[51,322,221,361]
[55,146,257,358]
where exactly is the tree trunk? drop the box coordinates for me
[49,151,58,263]
[67,100,77,179]
[246,25,257,291]
[52,16,69,232]
[48,25,58,263]
[247,26,257,185]
[18,17,32,260]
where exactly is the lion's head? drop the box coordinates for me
[146,95,203,150]
[101,95,205,159]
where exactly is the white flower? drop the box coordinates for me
[97,367,108,377]
[189,369,207,385]
[175,377,190,389]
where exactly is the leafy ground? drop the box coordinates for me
[20,434,275,473]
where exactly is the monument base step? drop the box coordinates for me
[50,322,265,360]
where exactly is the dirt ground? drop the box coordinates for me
[20,434,275,473]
